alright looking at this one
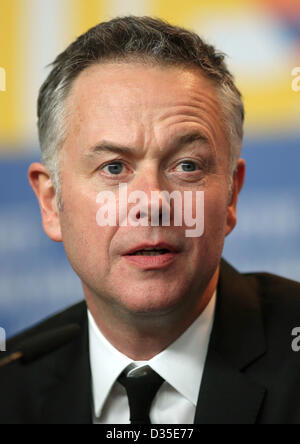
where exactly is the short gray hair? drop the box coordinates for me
[37,16,245,209]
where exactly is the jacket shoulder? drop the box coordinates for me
[6,300,87,354]
[242,270,300,307]
[220,259,300,333]
[0,300,90,424]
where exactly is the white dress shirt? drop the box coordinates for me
[88,291,216,424]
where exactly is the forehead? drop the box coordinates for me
[67,61,220,111]
[64,61,227,155]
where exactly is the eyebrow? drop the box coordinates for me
[83,131,210,161]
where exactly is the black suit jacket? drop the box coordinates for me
[1,259,300,424]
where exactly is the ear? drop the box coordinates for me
[28,162,62,242]
[225,158,246,237]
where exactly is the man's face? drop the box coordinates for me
[55,62,240,316]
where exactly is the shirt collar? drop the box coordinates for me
[88,291,216,418]
[88,311,132,417]
[149,292,216,405]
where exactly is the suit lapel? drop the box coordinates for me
[194,259,267,424]
[194,349,266,424]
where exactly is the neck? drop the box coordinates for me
[85,267,219,360]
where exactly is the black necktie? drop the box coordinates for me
[118,366,165,424]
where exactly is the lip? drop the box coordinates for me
[123,251,178,270]
[122,241,180,270]
[123,242,178,256]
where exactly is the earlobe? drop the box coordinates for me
[28,163,62,242]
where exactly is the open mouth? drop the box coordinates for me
[128,249,171,256]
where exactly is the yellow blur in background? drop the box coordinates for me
[0,0,299,153]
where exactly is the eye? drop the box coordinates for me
[175,161,199,173]
[101,161,125,175]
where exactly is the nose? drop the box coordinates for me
[128,167,172,227]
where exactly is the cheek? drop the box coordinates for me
[179,186,228,236]
[187,189,228,273]
[60,186,115,274]
[203,188,228,239]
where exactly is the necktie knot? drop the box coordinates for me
[118,365,164,424]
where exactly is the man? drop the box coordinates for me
[0,16,300,425]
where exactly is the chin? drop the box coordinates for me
[120,292,183,316]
